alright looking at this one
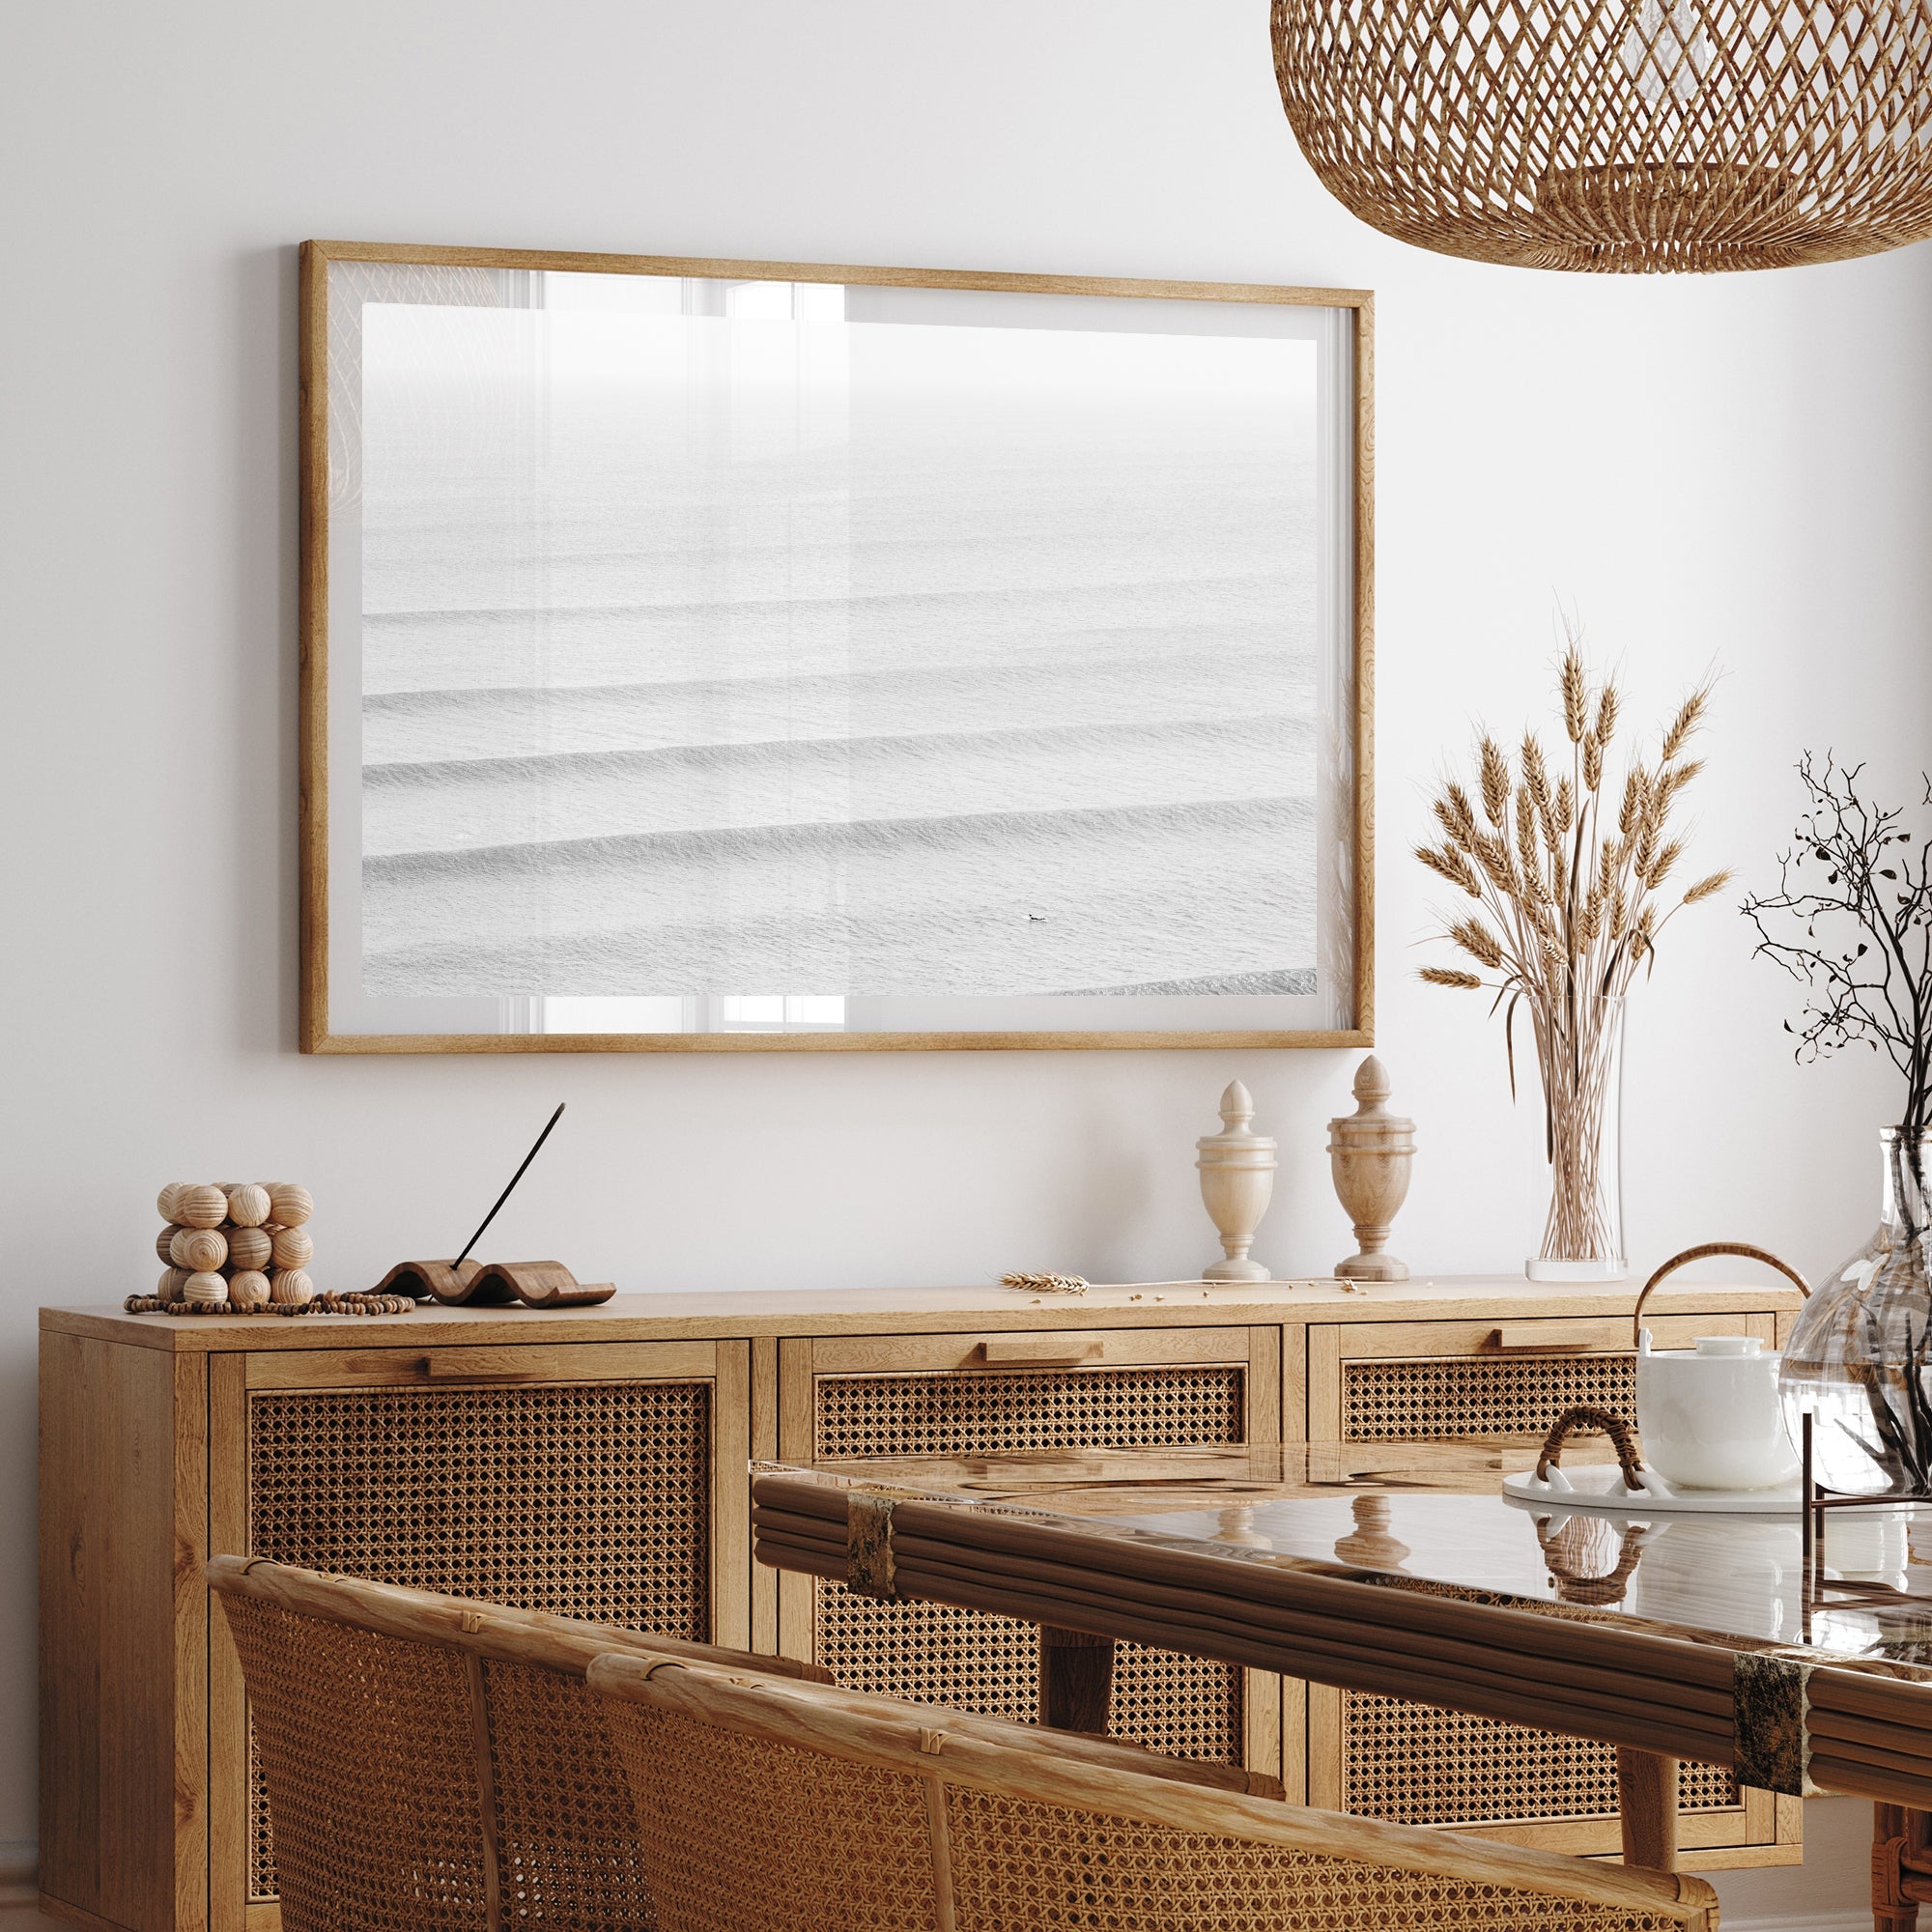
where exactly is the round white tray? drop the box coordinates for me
[1502,1463,1802,1515]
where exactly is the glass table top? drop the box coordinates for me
[758,1442,1932,1674]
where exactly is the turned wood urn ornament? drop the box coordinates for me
[1327,1056,1415,1281]
[1197,1080,1277,1282]
[1334,1494,1411,1572]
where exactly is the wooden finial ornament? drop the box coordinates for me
[1196,1080,1277,1283]
[1333,1494,1412,1571]
[1327,1056,1415,1282]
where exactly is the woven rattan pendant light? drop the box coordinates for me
[1270,0,1932,269]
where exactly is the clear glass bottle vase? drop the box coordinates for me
[1779,1127,1932,1496]
[1524,992,1627,1282]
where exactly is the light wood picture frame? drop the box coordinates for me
[299,241,1374,1053]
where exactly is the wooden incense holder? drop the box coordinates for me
[372,1259,615,1308]
[376,1105,601,1307]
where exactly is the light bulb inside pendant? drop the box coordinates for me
[1621,0,1717,106]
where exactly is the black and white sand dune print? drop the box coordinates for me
[357,294,1320,1002]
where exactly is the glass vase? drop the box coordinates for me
[1780,1128,1932,1496]
[1523,992,1627,1282]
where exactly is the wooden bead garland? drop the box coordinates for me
[122,1289,412,1318]
[144,1180,329,1317]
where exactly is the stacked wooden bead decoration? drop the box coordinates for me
[154,1181,315,1311]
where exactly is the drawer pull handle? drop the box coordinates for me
[974,1337,1104,1367]
[416,1349,559,1383]
[1490,1325,1603,1354]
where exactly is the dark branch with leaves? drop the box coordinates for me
[1742,754,1932,1151]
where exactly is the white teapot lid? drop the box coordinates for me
[1636,1329,1778,1362]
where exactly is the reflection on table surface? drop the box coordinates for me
[756,1442,1932,1672]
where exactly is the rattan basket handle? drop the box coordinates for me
[1533,1517,1647,1605]
[1630,1242,1811,1349]
[1535,1404,1646,1489]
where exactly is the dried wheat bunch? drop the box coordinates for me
[1415,630,1729,1261]
[1416,638,1728,1032]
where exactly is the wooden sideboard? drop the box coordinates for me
[40,1276,1804,1932]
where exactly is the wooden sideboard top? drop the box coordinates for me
[41,1274,1803,1351]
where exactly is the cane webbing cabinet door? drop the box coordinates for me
[206,1338,749,1932]
[1305,1309,1802,1869]
[773,1324,1286,1782]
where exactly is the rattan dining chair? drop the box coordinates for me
[588,1652,1723,1932]
[205,1555,835,1932]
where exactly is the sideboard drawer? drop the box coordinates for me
[242,1337,720,1389]
[809,1325,1246,1376]
[1314,1312,1777,1444]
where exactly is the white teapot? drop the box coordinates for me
[1633,1243,1811,1492]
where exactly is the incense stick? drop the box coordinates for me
[452,1103,566,1269]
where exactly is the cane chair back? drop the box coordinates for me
[588,1654,1721,1932]
[205,1556,829,1932]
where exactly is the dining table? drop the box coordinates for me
[752,1438,1932,1932]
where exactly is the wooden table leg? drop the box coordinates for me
[1038,1625,1115,1734]
[1615,1748,1679,1872]
[1874,1803,1932,1931]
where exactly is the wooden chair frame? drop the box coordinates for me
[205,1554,828,1683]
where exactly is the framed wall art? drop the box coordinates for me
[299,241,1374,1052]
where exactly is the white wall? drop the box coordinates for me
[3,4,1928,1924]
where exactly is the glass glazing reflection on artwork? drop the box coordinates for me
[351,273,1321,1014]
